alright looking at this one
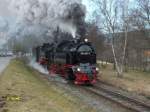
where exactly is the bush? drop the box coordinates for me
[101,64,107,69]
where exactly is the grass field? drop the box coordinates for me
[0,59,97,112]
[99,63,150,98]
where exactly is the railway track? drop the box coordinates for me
[37,71,150,112]
[83,81,150,112]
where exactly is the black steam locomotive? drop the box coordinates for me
[33,39,98,84]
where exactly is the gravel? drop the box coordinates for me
[46,75,135,112]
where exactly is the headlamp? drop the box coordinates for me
[77,68,81,72]
[96,67,99,71]
[84,38,88,42]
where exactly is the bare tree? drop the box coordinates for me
[130,0,150,29]
[137,0,150,26]
[129,0,150,45]
[121,0,129,73]
[92,0,130,77]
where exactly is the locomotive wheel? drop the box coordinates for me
[66,69,76,80]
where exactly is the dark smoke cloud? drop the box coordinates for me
[9,0,86,41]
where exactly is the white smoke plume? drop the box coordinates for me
[29,59,49,75]
[29,59,68,84]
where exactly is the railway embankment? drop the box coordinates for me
[0,59,97,112]
[99,63,150,100]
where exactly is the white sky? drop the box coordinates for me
[82,0,97,21]
[82,0,136,21]
[0,0,136,22]
[0,0,12,17]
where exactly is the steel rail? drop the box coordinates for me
[83,81,150,112]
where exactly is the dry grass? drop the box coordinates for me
[99,64,150,98]
[0,59,97,112]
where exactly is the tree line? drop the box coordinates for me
[86,0,150,76]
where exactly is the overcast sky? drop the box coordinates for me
[0,0,136,23]
[0,0,12,17]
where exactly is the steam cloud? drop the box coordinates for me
[8,0,86,47]
[2,0,87,80]
[29,59,49,75]
[29,58,67,84]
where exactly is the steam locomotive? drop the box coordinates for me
[33,39,98,85]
